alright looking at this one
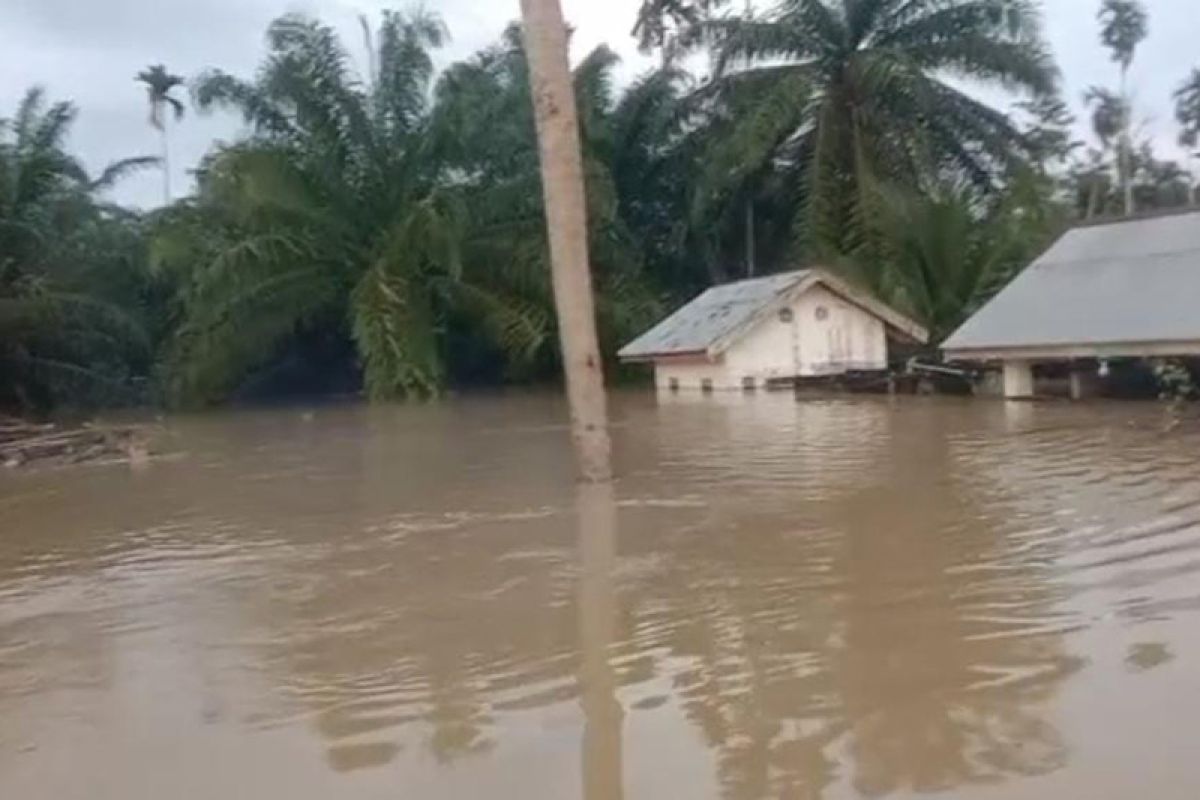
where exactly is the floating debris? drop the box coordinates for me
[0,416,153,469]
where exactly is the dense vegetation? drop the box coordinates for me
[3,0,1197,411]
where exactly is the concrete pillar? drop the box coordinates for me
[1069,369,1100,401]
[1002,360,1035,399]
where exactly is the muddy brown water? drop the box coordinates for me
[3,393,1200,799]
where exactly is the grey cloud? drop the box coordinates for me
[2,0,1195,208]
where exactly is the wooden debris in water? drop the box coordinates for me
[0,416,151,469]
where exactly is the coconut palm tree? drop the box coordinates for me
[1096,0,1148,215]
[681,0,1057,262]
[135,65,186,204]
[517,0,612,481]
[1,88,156,411]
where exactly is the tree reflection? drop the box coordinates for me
[0,398,1105,797]
[631,505,844,799]
[830,406,1082,795]
[614,398,1082,799]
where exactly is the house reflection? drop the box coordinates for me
[828,405,1082,795]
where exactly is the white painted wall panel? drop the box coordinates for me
[653,284,890,390]
[655,359,735,391]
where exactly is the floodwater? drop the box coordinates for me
[3,393,1200,800]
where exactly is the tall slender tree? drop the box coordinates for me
[1097,0,1148,215]
[136,65,186,204]
[518,0,612,482]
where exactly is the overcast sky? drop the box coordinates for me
[2,0,1195,208]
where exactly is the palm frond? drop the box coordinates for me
[375,9,448,138]
[89,156,160,192]
[351,263,441,399]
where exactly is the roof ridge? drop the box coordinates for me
[1069,206,1200,230]
[1043,244,1200,266]
[707,268,810,287]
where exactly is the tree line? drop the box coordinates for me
[3,0,1198,412]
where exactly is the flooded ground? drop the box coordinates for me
[3,393,1200,799]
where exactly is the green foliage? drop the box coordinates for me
[633,0,729,50]
[22,3,1200,411]
[1174,69,1200,152]
[157,12,666,406]
[1084,86,1125,147]
[1097,0,1148,70]
[0,88,158,412]
[1015,93,1079,171]
[136,65,186,129]
[678,0,1057,265]
[1153,359,1197,404]
[849,172,1067,341]
[432,23,668,369]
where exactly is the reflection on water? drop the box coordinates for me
[3,394,1200,799]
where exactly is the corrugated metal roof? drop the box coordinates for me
[618,271,811,360]
[943,210,1200,354]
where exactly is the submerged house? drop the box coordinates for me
[618,269,928,391]
[943,210,1200,399]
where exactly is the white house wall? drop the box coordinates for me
[654,285,890,391]
[725,286,888,381]
[653,358,732,391]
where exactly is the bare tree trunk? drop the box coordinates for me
[519,0,612,483]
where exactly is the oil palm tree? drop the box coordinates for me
[682,0,1057,261]
[136,65,186,204]
[865,175,1065,341]
[1096,0,1148,214]
[1,88,156,410]
[632,0,729,50]
[157,11,595,405]
[433,25,667,365]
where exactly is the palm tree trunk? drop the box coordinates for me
[1086,179,1100,219]
[160,110,171,205]
[519,0,612,483]
[1191,154,1198,207]
[1120,67,1134,216]
[744,199,756,277]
